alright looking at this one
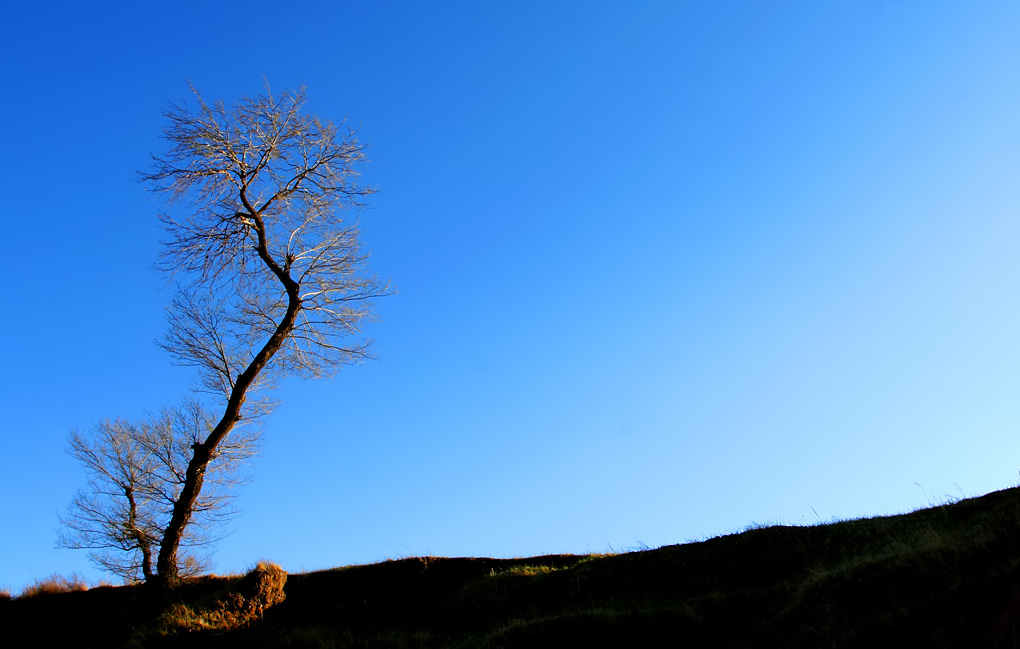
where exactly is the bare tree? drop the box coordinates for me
[59,401,257,583]
[138,84,387,585]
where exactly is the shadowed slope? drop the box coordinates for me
[7,486,1020,647]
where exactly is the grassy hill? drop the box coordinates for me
[6,485,1020,647]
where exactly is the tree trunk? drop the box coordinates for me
[155,217,300,587]
[125,486,155,583]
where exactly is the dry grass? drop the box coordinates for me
[247,561,288,613]
[158,561,288,634]
[18,574,89,598]
[491,564,565,577]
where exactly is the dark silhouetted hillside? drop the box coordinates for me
[7,486,1020,647]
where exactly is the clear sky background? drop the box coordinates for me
[2,1,1019,592]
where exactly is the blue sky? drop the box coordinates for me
[2,1,1019,591]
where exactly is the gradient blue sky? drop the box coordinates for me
[2,1,1019,591]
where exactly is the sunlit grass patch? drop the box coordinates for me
[489,564,565,578]
[153,561,288,635]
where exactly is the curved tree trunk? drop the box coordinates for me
[155,213,300,587]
